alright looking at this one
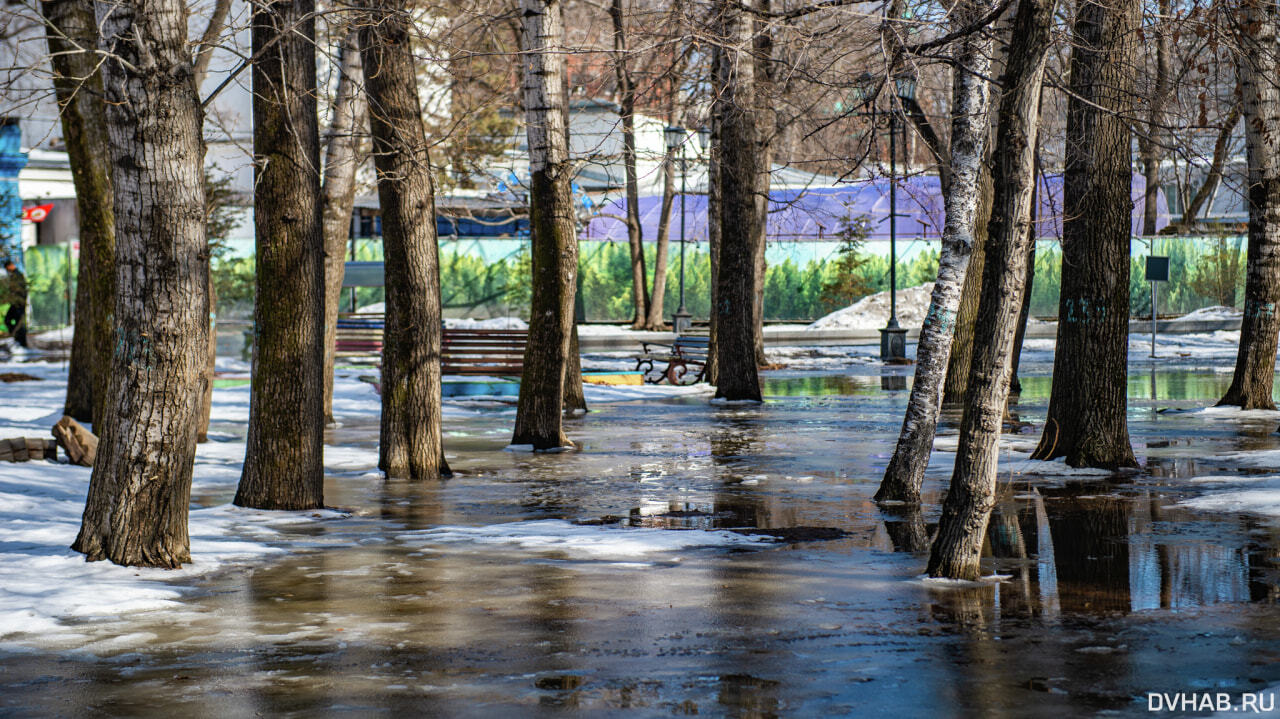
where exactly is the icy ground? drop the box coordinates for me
[1,331,1279,716]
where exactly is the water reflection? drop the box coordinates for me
[4,368,1280,717]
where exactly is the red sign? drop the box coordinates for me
[21,203,52,222]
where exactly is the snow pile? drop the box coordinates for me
[397,519,774,563]
[576,324,646,336]
[806,283,934,331]
[445,316,528,330]
[1174,305,1243,322]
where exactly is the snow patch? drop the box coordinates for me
[1179,475,1280,517]
[397,519,774,562]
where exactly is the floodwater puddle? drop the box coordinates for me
[2,367,1279,716]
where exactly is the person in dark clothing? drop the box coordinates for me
[3,259,27,348]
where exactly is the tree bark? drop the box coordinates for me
[1010,148,1042,395]
[360,0,450,478]
[1138,0,1171,236]
[563,324,586,413]
[72,0,206,567]
[942,172,993,403]
[1219,0,1280,409]
[235,0,326,508]
[512,0,578,449]
[1031,0,1141,468]
[876,0,996,505]
[1009,234,1036,395]
[752,6,774,368]
[197,276,215,442]
[644,150,676,329]
[927,0,1055,579]
[705,40,725,386]
[712,0,763,403]
[43,0,115,429]
[322,30,368,425]
[608,0,648,328]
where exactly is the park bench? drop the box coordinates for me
[441,329,527,376]
[335,314,385,359]
[336,316,529,376]
[635,333,710,385]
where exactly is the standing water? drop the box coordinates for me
[1,352,1278,717]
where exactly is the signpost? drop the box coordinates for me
[1146,255,1169,358]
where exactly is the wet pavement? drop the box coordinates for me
[2,357,1280,717]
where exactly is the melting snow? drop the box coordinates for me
[397,519,774,562]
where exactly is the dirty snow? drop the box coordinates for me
[806,283,935,331]
[1180,475,1280,518]
[1174,305,1243,323]
[397,519,774,563]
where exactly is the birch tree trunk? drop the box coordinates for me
[609,0,649,328]
[235,0,326,508]
[1031,0,1141,468]
[927,0,1055,579]
[1218,0,1280,410]
[361,0,450,478]
[1010,148,1042,395]
[713,0,763,403]
[43,0,115,429]
[512,0,578,449]
[322,30,368,425]
[943,175,993,403]
[71,0,206,567]
[876,0,996,505]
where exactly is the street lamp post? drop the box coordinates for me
[855,71,916,362]
[665,125,692,333]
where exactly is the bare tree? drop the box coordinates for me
[1032,0,1141,468]
[928,0,1056,579]
[512,0,579,448]
[235,0,326,509]
[877,0,998,505]
[1138,0,1172,236]
[712,0,763,403]
[361,0,451,477]
[1218,0,1280,409]
[42,0,114,429]
[321,28,367,426]
[609,0,649,327]
[72,0,208,567]
[194,1,234,444]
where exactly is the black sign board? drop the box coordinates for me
[1145,256,1170,282]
